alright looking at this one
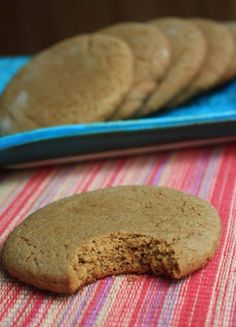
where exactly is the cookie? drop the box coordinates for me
[0,34,133,134]
[137,18,207,116]
[100,22,171,119]
[223,22,236,80]
[170,18,235,107]
[2,186,221,294]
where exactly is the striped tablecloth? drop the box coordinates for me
[0,144,236,326]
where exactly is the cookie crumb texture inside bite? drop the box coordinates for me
[2,186,221,294]
[72,235,179,290]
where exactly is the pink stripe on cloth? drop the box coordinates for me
[0,144,235,326]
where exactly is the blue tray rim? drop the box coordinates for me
[1,112,236,151]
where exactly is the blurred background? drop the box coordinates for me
[1,0,236,55]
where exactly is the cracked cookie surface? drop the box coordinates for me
[2,186,221,293]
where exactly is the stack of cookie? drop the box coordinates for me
[0,18,235,135]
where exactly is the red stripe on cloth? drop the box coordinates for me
[112,158,134,185]
[78,280,111,326]
[127,278,166,326]
[21,295,45,327]
[75,161,105,193]
[126,278,152,325]
[0,285,23,322]
[207,146,236,326]
[146,153,171,185]
[176,145,236,326]
[101,159,127,188]
[8,292,39,326]
[0,172,40,227]
[35,296,56,327]
[0,169,54,235]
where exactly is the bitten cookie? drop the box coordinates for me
[137,17,207,116]
[0,34,133,134]
[2,186,221,294]
[100,22,171,119]
[170,18,235,106]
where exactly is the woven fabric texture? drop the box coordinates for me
[0,145,236,326]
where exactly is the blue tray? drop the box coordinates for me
[0,56,236,168]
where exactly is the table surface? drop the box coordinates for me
[0,143,236,326]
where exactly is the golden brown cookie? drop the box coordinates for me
[170,18,235,107]
[223,22,236,80]
[100,22,171,119]
[137,17,207,116]
[0,34,133,134]
[2,186,221,294]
